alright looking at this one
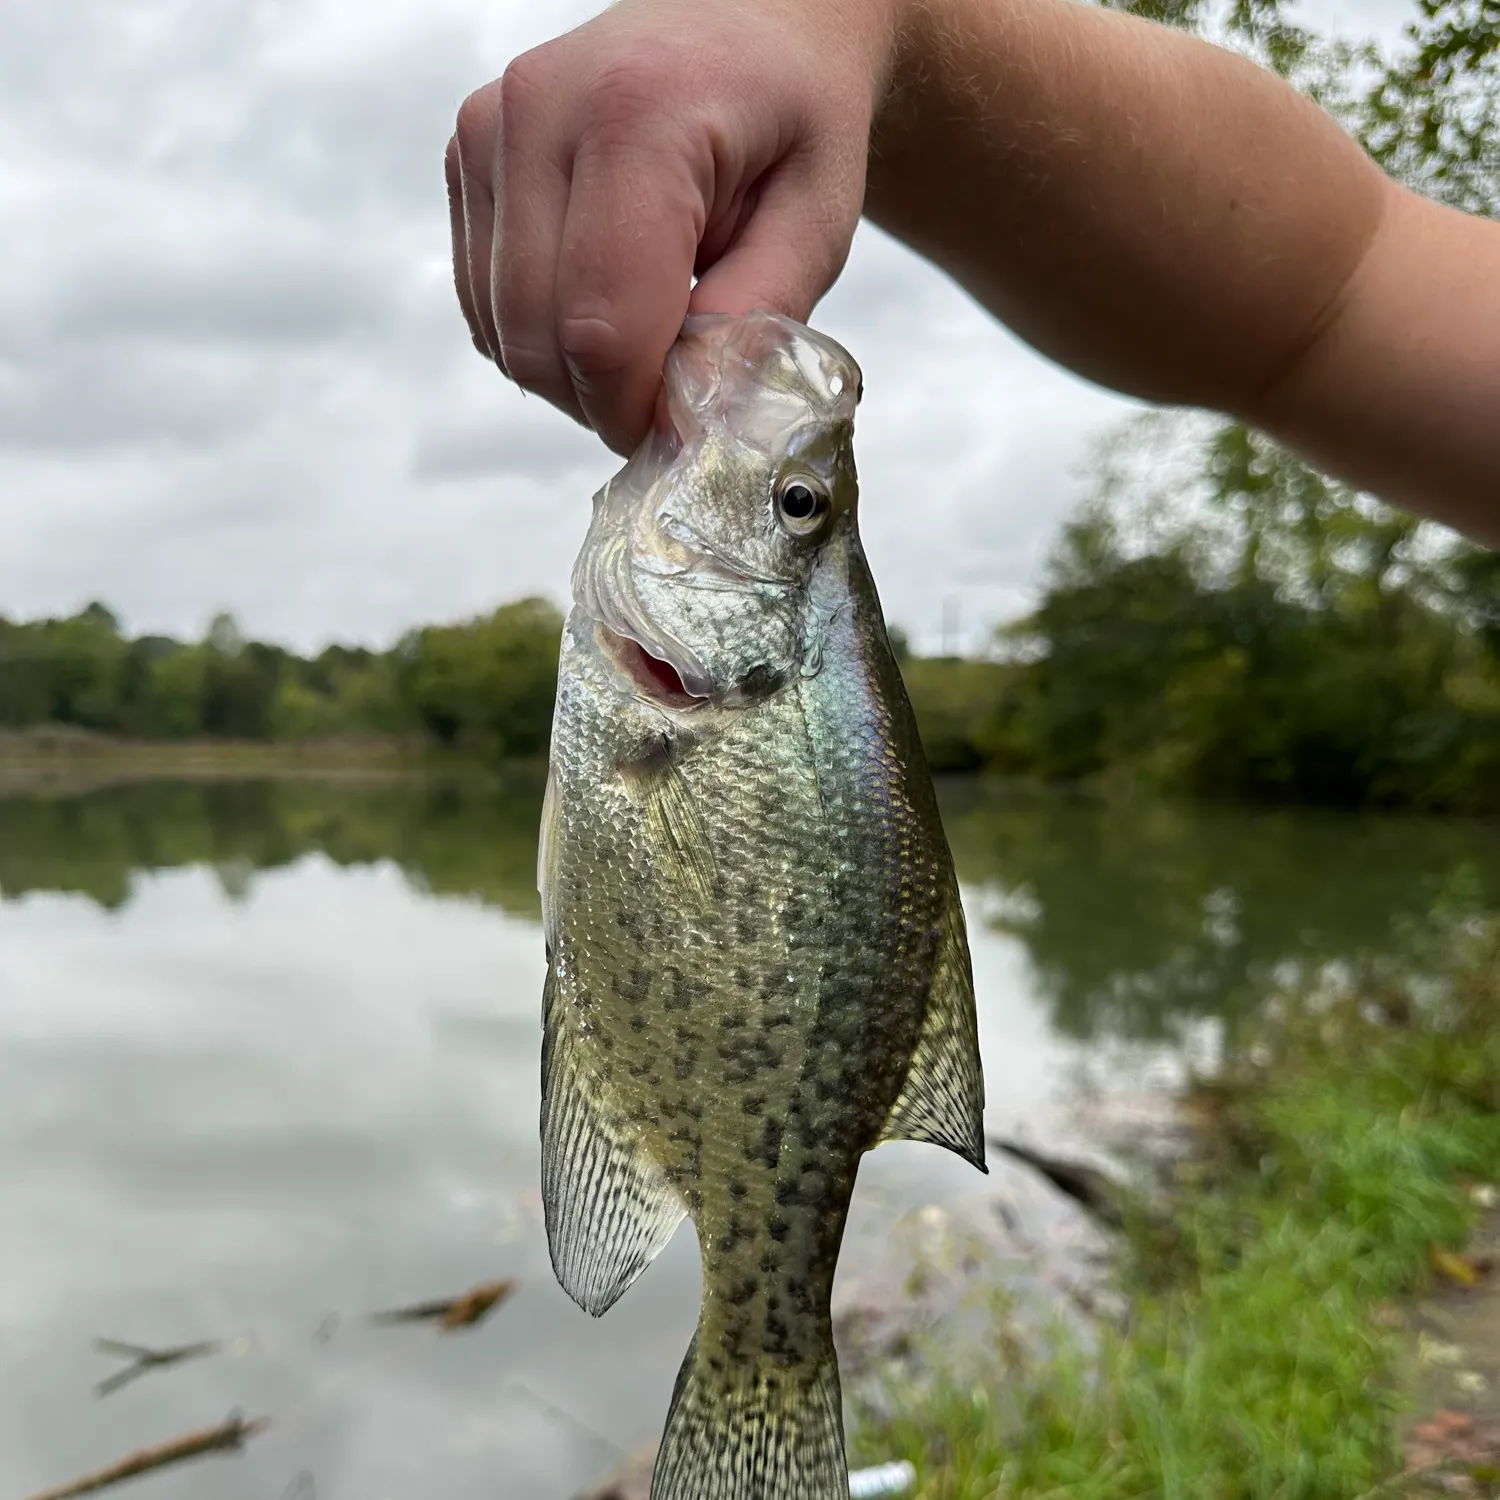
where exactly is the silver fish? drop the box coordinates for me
[540,310,985,1500]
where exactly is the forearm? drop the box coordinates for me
[866,0,1499,543]
[1252,190,1500,546]
[867,0,1385,410]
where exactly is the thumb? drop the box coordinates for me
[687,151,863,324]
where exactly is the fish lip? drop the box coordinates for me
[577,566,718,702]
[596,624,715,711]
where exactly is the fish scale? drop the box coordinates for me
[539,311,986,1500]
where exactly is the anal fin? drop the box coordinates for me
[877,884,987,1172]
[542,966,686,1316]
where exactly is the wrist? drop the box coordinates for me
[851,0,915,95]
[867,0,951,220]
[766,0,911,106]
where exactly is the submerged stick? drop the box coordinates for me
[22,1413,269,1500]
[987,1135,1130,1230]
[92,1337,223,1398]
[367,1276,517,1331]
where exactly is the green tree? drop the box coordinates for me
[993,490,1499,809]
[135,645,207,739]
[395,598,563,758]
[0,620,54,727]
[200,615,281,741]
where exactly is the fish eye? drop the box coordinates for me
[775,475,830,537]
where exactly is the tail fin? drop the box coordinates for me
[652,1330,848,1500]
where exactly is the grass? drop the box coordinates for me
[854,897,1500,1500]
[0,725,429,791]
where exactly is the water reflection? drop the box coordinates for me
[0,772,549,918]
[938,781,1500,1039]
[1,775,1495,1498]
[3,774,1494,1043]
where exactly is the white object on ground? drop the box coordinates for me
[849,1460,917,1497]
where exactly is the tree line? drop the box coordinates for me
[0,598,562,761]
[909,468,1500,813]
[4,532,1495,813]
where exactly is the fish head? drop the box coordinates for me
[572,311,861,711]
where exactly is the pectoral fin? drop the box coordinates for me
[538,765,561,949]
[618,750,716,907]
[541,966,686,1316]
[877,885,987,1172]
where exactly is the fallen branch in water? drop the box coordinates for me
[22,1413,269,1500]
[987,1135,1131,1230]
[367,1277,517,1331]
[92,1336,223,1398]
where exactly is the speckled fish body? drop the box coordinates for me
[539,312,986,1500]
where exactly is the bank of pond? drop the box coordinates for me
[857,901,1500,1500]
[4,527,1498,816]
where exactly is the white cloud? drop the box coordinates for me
[0,0,1423,654]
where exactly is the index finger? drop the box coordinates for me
[445,135,490,359]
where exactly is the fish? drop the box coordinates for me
[539,310,986,1500]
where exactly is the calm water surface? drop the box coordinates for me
[1,775,1495,1499]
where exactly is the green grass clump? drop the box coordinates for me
[855,907,1500,1500]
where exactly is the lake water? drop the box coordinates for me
[1,775,1495,1500]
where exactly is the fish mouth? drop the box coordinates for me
[598,626,712,711]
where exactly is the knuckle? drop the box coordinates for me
[453,87,500,169]
[499,48,556,124]
[498,335,564,392]
[558,312,630,380]
[581,40,685,132]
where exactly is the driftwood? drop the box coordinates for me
[92,1337,223,1398]
[22,1413,269,1500]
[987,1135,1130,1230]
[367,1277,517,1331]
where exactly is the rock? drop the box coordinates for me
[572,1443,657,1500]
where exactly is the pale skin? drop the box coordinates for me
[446,0,1500,548]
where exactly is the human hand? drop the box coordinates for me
[446,0,900,455]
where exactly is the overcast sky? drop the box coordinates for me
[0,0,1417,655]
